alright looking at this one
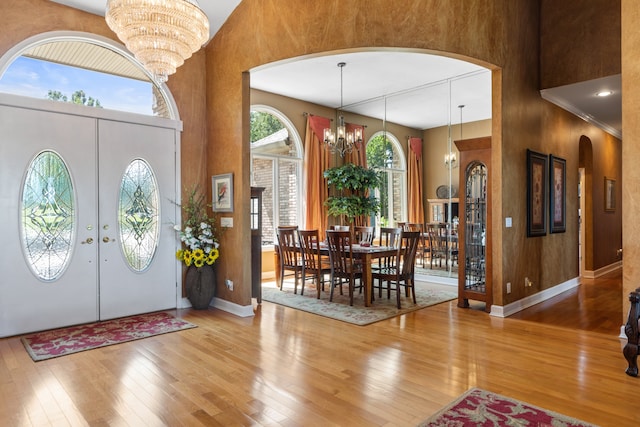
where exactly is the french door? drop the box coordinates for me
[0,100,178,337]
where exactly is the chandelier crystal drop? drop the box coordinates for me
[105,0,210,84]
[324,62,363,157]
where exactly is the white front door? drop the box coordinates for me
[0,103,178,337]
[98,120,177,320]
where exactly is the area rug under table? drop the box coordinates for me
[21,312,196,361]
[262,281,457,326]
[420,388,599,427]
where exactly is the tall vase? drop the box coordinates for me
[185,264,216,309]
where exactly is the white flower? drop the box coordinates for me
[173,224,181,231]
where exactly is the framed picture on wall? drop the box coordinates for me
[527,149,547,237]
[605,177,616,212]
[212,173,233,212]
[549,154,566,233]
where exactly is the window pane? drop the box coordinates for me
[278,159,299,226]
[118,159,160,272]
[252,157,275,245]
[21,151,75,281]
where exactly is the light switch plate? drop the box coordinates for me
[505,217,512,228]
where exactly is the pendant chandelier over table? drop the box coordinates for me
[105,0,210,84]
[324,62,363,157]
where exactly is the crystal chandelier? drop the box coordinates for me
[105,0,210,84]
[324,62,363,157]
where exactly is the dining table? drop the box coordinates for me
[318,242,397,307]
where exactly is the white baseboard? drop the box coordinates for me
[490,277,580,318]
[212,297,255,317]
[581,261,622,279]
[178,296,254,317]
[414,273,457,287]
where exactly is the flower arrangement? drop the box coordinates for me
[174,187,221,268]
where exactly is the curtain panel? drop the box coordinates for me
[408,137,425,225]
[303,115,331,239]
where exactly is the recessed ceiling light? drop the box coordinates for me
[596,90,613,97]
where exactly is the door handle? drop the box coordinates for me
[103,236,115,243]
[81,237,94,244]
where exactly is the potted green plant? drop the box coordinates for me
[174,187,222,309]
[324,163,381,223]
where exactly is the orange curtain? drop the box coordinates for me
[344,123,366,167]
[303,115,331,239]
[408,137,425,225]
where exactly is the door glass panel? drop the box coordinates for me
[21,151,75,281]
[118,159,160,272]
[464,162,487,293]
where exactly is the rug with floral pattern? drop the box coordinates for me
[21,312,196,361]
[420,388,599,427]
[262,280,457,325]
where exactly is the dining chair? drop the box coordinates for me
[297,229,332,298]
[325,230,363,306]
[276,226,304,293]
[373,227,402,298]
[354,225,375,245]
[427,223,448,268]
[371,230,421,308]
[405,222,429,266]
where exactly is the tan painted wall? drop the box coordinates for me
[540,0,621,89]
[622,0,640,323]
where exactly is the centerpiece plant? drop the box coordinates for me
[323,163,381,224]
[174,186,222,309]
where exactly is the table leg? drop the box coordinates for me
[363,253,372,307]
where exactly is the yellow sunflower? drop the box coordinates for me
[205,248,220,265]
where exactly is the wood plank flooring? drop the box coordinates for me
[1,272,637,426]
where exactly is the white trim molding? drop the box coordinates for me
[490,277,580,318]
[581,261,622,279]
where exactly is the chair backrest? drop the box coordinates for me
[427,223,448,256]
[397,231,421,275]
[298,229,322,270]
[332,225,351,232]
[354,226,374,244]
[379,227,402,248]
[405,222,424,232]
[325,230,354,276]
[277,226,299,267]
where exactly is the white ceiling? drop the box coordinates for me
[49,0,622,136]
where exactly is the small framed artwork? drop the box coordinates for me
[527,149,547,237]
[605,177,616,212]
[212,173,233,212]
[549,155,566,233]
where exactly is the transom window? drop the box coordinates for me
[250,106,303,246]
[0,38,170,118]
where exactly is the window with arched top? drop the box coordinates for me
[366,131,407,229]
[250,105,303,246]
[0,32,176,119]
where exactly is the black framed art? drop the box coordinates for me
[527,149,547,237]
[549,154,566,233]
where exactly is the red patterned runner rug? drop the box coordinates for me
[420,388,599,427]
[21,312,196,361]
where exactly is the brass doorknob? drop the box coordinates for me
[103,236,114,243]
[81,237,94,244]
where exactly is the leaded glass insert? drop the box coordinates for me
[119,159,160,272]
[21,151,75,281]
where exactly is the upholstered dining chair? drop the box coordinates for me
[276,226,304,294]
[297,229,331,298]
[371,230,421,308]
[325,230,363,306]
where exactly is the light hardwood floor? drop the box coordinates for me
[1,272,637,426]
